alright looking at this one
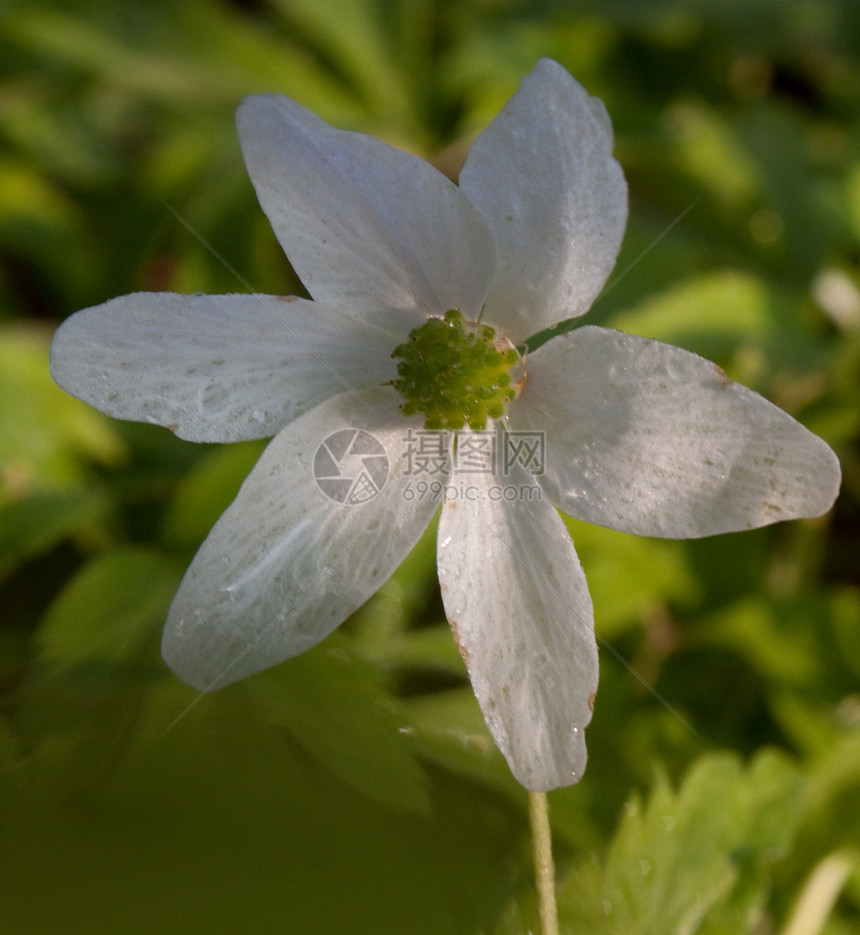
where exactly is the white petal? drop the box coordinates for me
[510,327,841,537]
[50,292,402,442]
[237,94,496,319]
[459,59,628,344]
[162,387,444,690]
[436,435,598,791]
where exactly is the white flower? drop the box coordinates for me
[50,59,841,791]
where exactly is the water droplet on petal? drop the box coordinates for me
[444,587,469,619]
[251,409,267,423]
[702,458,726,480]
[219,585,240,604]
[608,360,628,388]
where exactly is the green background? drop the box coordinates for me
[2,0,859,932]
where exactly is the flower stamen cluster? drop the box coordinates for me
[391,309,519,430]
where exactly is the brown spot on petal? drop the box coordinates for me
[513,367,528,397]
[447,618,470,667]
[588,693,596,712]
[167,423,179,434]
[714,363,733,389]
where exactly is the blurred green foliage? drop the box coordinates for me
[1,0,859,932]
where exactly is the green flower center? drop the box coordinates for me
[391,309,520,431]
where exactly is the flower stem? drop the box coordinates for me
[780,850,858,935]
[528,790,559,935]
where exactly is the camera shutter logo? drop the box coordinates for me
[313,429,389,504]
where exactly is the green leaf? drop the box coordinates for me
[0,325,124,498]
[2,673,520,935]
[562,514,699,637]
[667,103,761,213]
[609,271,774,356]
[2,8,237,106]
[34,546,180,671]
[558,750,803,934]
[0,488,110,581]
[13,548,180,784]
[400,687,524,800]
[160,440,265,549]
[243,637,430,812]
[268,0,410,119]
[0,155,78,232]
